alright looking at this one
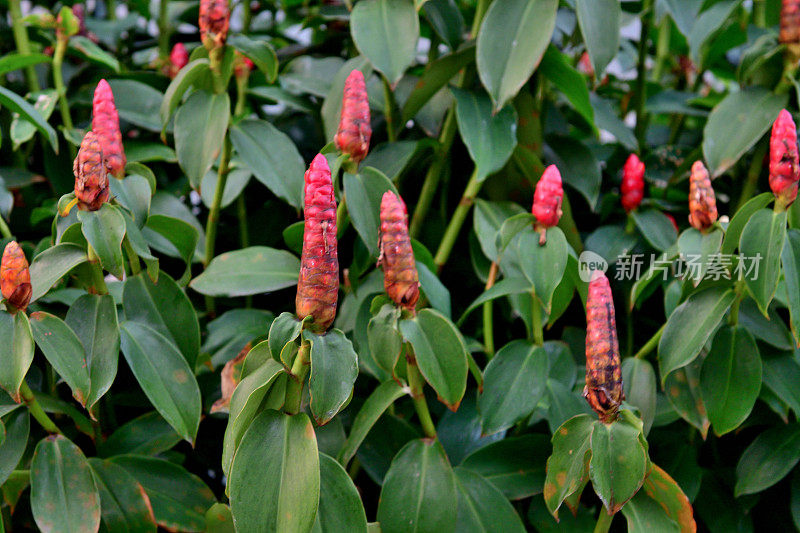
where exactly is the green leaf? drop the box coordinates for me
[144,214,199,282]
[262,313,302,368]
[628,463,696,532]
[123,272,200,368]
[108,79,163,132]
[622,488,681,533]
[473,199,525,261]
[476,0,557,111]
[97,411,180,458]
[459,277,532,324]
[70,35,119,71]
[401,45,475,123]
[417,261,452,318]
[78,203,126,279]
[452,89,517,182]
[400,309,468,410]
[350,0,419,85]
[362,141,420,182]
[702,88,787,177]
[722,192,773,255]
[700,326,761,436]
[305,329,359,425]
[658,286,735,381]
[31,435,101,533]
[0,85,58,152]
[174,90,230,188]
[0,52,50,75]
[576,0,620,76]
[89,458,158,533]
[545,135,602,208]
[11,89,58,150]
[190,246,300,297]
[314,454,368,533]
[495,212,536,256]
[423,0,465,49]
[230,119,305,209]
[65,294,119,411]
[200,167,251,209]
[221,359,285,477]
[338,380,406,466]
[543,414,594,518]
[321,57,373,141]
[516,226,567,311]
[735,423,800,496]
[0,312,34,402]
[538,45,594,128]
[110,174,151,228]
[206,503,235,533]
[30,311,90,406]
[622,358,657,436]
[228,34,278,82]
[589,410,649,514]
[367,304,403,374]
[344,167,398,255]
[632,209,678,252]
[119,322,201,444]
[0,410,29,486]
[110,455,216,532]
[740,208,787,315]
[664,358,710,438]
[453,467,526,533]
[377,438,457,533]
[478,341,547,435]
[676,226,723,285]
[461,434,550,500]
[782,229,800,346]
[687,0,741,65]
[662,0,702,37]
[160,58,211,131]
[229,411,320,533]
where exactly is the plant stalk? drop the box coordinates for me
[466,351,484,391]
[406,354,437,439]
[87,245,109,295]
[593,510,614,533]
[634,323,665,359]
[9,0,41,94]
[284,340,311,415]
[158,0,171,57]
[482,261,498,357]
[122,236,141,276]
[433,168,482,271]
[382,75,398,142]
[0,216,12,240]
[204,136,233,315]
[633,0,653,147]
[19,381,62,434]
[652,17,671,82]
[530,286,544,346]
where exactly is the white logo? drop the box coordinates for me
[578,251,608,283]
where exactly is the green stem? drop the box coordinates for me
[382,75,398,142]
[53,35,76,157]
[470,0,491,38]
[107,0,117,20]
[735,141,767,213]
[122,237,141,276]
[593,510,614,533]
[87,245,109,295]
[530,286,544,346]
[482,261,498,357]
[466,351,484,391]
[407,358,437,439]
[204,137,233,315]
[634,323,665,359]
[652,17,670,82]
[8,470,30,484]
[433,169,482,271]
[0,216,12,240]
[753,0,766,27]
[242,0,252,33]
[633,0,653,147]
[284,340,311,415]
[9,0,40,94]
[158,0,171,57]
[19,381,62,434]
[235,75,248,117]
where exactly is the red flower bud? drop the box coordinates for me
[92,79,126,179]
[379,191,420,311]
[583,270,623,423]
[199,0,229,52]
[296,154,339,331]
[168,43,189,78]
[687,161,718,232]
[781,0,800,44]
[621,153,645,212]
[73,131,109,212]
[1,241,32,313]
[531,165,563,244]
[770,109,799,208]
[334,70,371,164]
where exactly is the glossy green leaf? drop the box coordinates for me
[367,304,403,374]
[31,435,101,533]
[11,89,58,150]
[740,208,787,315]
[543,414,594,518]
[0,85,58,152]
[735,423,800,496]
[305,328,359,425]
[377,438,457,533]
[687,0,742,65]
[110,454,216,532]
[28,244,87,303]
[338,380,406,466]
[228,34,278,82]
[0,409,29,486]
[478,341,547,435]
[633,464,696,532]
[344,167,398,255]
[622,358,657,436]
[461,434,549,500]
[402,45,475,123]
[174,90,230,188]
[110,174,151,228]
[144,214,199,282]
[0,52,50,75]
[722,192,773,255]
[160,59,211,131]
[350,0,419,85]
[538,45,594,128]
[700,326,761,436]
[78,203,126,279]
[264,313,303,368]
[190,246,300,297]
[0,311,34,402]
[119,321,201,443]
[676,227,723,285]
[702,88,787,177]
[89,458,157,533]
[516,226,567,311]
[200,167,251,210]
[545,136,602,208]
[70,35,119,71]
[123,272,200,368]
[361,141,419,181]
[658,286,735,381]
[576,0,620,76]
[459,277,532,323]
[314,453,368,533]
[633,209,679,252]
[622,488,681,533]
[108,79,162,132]
[453,467,526,533]
[473,199,525,261]
[230,119,305,209]
[664,358,710,438]
[206,503,235,533]
[65,294,119,410]
[98,411,181,458]
[30,311,90,405]
[782,229,800,346]
[476,0,557,111]
[229,410,320,533]
[400,308,468,410]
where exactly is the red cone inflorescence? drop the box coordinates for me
[583,270,623,423]
[770,109,800,208]
[621,153,645,212]
[379,191,420,311]
[296,154,339,331]
[92,79,126,179]
[74,131,109,212]
[1,241,31,313]
[168,43,189,78]
[687,161,718,232]
[531,165,563,244]
[334,70,372,164]
[199,0,229,52]
[781,0,800,44]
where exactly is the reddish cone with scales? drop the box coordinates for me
[335,70,372,164]
[531,165,563,244]
[769,109,799,208]
[73,131,109,212]
[687,160,718,232]
[0,241,31,313]
[92,79,126,179]
[621,154,645,212]
[378,191,420,311]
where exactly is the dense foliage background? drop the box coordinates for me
[2,0,800,531]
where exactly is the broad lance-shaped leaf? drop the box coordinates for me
[350,0,419,85]
[543,414,593,518]
[88,458,158,532]
[343,168,398,256]
[305,329,359,425]
[0,311,34,402]
[0,85,58,152]
[78,203,126,279]
[28,243,88,303]
[575,0,620,76]
[315,454,368,533]
[30,312,90,406]
[622,358,657,436]
[740,208,787,316]
[174,90,230,188]
[0,410,29,487]
[516,226,567,311]
[190,246,300,298]
[782,229,800,346]
[736,423,800,496]
[453,467,526,533]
